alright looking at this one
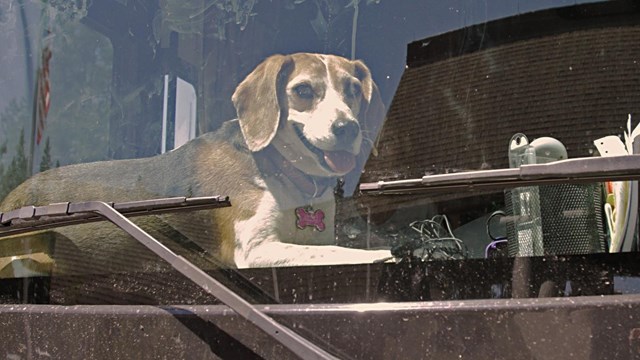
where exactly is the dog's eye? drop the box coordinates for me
[294,84,314,99]
[346,82,362,98]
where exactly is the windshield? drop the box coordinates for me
[1,0,640,317]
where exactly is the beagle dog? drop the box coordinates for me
[0,53,391,271]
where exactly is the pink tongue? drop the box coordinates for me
[323,151,356,173]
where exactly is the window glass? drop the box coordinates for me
[0,0,639,306]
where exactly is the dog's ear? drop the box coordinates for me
[232,54,293,152]
[354,60,385,158]
[343,60,386,195]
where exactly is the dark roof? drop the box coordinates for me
[362,2,640,184]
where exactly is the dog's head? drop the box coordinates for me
[232,53,385,182]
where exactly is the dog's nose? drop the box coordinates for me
[331,119,360,143]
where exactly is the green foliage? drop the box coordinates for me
[0,97,30,201]
[0,141,6,190]
[0,103,53,200]
[44,20,111,165]
[39,137,52,172]
[0,129,29,200]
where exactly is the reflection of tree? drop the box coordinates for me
[0,132,57,202]
[155,0,381,50]
[46,0,88,23]
[0,4,112,199]
[0,129,28,200]
[305,0,381,58]
[43,21,112,165]
[0,98,29,168]
[155,0,260,41]
[39,137,52,172]
[0,0,17,31]
[0,99,57,200]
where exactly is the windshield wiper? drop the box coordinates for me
[0,196,338,360]
[360,155,640,195]
[0,196,230,238]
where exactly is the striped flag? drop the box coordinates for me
[35,47,52,145]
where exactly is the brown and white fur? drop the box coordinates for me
[0,53,391,271]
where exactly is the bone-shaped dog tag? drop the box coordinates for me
[295,207,326,231]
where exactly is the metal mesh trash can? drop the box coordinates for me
[505,183,607,256]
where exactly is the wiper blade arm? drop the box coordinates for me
[360,155,640,195]
[0,196,230,238]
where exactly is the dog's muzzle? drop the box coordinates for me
[293,124,357,174]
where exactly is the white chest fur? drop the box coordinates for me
[233,177,338,267]
[266,175,336,246]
